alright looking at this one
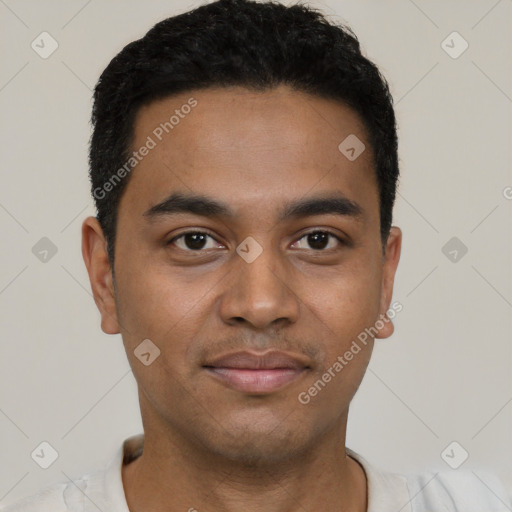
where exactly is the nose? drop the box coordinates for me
[218,242,300,330]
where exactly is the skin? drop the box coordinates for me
[82,84,401,512]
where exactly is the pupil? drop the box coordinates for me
[186,233,207,250]
[308,232,328,250]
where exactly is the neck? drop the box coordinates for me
[122,420,367,512]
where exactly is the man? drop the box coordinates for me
[3,0,510,511]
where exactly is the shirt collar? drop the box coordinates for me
[102,434,143,512]
[346,446,412,512]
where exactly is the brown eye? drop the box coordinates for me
[292,230,344,251]
[168,231,222,251]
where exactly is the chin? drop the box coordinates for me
[196,416,320,468]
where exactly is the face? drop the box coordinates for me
[82,85,401,465]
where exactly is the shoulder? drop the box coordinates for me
[348,447,512,512]
[405,468,512,512]
[0,482,69,512]
[1,437,134,512]
[0,474,92,512]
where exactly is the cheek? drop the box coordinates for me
[114,263,218,371]
[304,255,382,337]
[114,274,202,402]
[116,254,206,324]
[298,272,379,407]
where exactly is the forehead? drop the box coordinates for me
[118,85,379,225]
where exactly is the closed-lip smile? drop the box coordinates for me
[203,350,311,394]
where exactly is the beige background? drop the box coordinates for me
[0,0,511,506]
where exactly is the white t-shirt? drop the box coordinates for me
[1,434,511,512]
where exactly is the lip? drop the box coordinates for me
[203,350,310,394]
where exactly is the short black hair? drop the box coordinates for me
[89,0,399,269]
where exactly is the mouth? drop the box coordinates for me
[202,350,311,394]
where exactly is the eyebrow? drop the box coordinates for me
[143,191,364,223]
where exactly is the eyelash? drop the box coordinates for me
[167,229,346,252]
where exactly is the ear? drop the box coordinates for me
[375,226,402,339]
[81,216,120,335]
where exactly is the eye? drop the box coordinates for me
[167,231,224,252]
[167,229,345,253]
[291,230,345,251]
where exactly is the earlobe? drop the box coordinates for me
[375,226,402,340]
[81,216,120,335]
[376,312,395,339]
